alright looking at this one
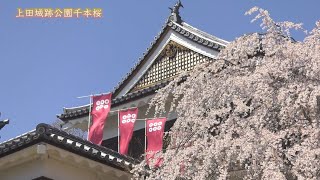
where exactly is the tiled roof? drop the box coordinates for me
[58,5,228,121]
[57,20,227,121]
[57,81,171,121]
[112,20,228,98]
[0,123,138,171]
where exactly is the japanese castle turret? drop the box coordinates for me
[57,1,228,160]
[0,1,228,180]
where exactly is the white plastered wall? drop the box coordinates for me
[0,144,131,180]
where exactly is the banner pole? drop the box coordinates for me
[109,107,138,114]
[145,119,147,154]
[118,111,120,153]
[77,91,111,99]
[87,95,93,141]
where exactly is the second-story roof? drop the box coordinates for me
[57,1,228,122]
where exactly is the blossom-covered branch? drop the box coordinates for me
[133,7,320,180]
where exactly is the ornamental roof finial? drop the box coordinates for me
[168,0,184,24]
[0,112,9,131]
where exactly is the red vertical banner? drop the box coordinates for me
[119,107,138,155]
[88,93,112,145]
[146,118,166,167]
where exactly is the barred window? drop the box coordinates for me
[130,41,213,92]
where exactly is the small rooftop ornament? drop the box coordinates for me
[0,112,9,131]
[168,0,184,24]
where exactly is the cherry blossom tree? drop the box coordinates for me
[133,7,320,180]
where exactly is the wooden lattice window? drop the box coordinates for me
[131,41,213,92]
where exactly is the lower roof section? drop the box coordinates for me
[0,123,138,172]
[57,80,171,121]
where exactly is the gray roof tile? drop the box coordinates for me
[0,123,138,171]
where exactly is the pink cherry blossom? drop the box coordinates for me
[133,7,320,180]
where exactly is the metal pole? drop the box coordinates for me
[145,119,147,154]
[108,107,138,114]
[135,117,167,121]
[77,92,111,99]
[118,111,120,153]
[87,95,93,141]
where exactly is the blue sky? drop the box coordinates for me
[0,0,319,141]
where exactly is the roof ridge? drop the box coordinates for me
[111,20,227,97]
[180,22,229,45]
[36,123,138,163]
[111,18,170,97]
[0,123,139,170]
[58,81,170,120]
[0,129,36,144]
